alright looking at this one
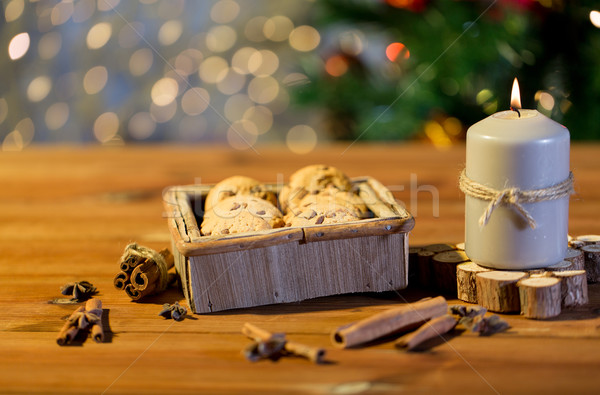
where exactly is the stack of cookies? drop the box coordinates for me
[201,165,368,236]
[279,165,367,227]
[201,176,284,236]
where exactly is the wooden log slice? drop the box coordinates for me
[408,247,422,285]
[569,239,586,249]
[545,260,573,272]
[552,270,588,308]
[417,250,435,288]
[576,235,600,246]
[456,262,491,304]
[476,271,527,313]
[422,243,456,253]
[582,245,600,283]
[517,277,561,319]
[431,250,470,295]
[564,248,585,271]
[455,242,465,251]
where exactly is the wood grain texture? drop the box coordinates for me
[0,143,599,394]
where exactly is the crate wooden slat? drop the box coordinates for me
[164,177,414,313]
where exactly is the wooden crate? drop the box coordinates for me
[163,177,414,313]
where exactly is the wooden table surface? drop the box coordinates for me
[1,143,599,394]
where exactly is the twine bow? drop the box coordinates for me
[459,169,574,229]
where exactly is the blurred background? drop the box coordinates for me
[1,0,599,152]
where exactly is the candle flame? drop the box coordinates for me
[510,78,521,109]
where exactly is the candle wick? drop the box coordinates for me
[510,107,521,118]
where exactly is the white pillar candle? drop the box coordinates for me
[464,81,570,270]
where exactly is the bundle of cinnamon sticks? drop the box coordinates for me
[57,299,104,345]
[113,243,176,301]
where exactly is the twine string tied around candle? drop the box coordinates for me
[459,169,574,229]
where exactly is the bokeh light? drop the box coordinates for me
[224,94,253,121]
[289,25,320,52]
[129,48,154,76]
[14,118,35,147]
[443,117,462,137]
[243,106,273,135]
[386,42,410,61]
[424,120,451,150]
[248,76,279,104]
[325,55,348,77]
[8,32,30,60]
[158,20,183,46]
[181,87,211,116]
[150,101,178,123]
[73,0,95,23]
[151,78,179,106]
[590,11,600,28]
[263,15,294,42]
[206,25,237,52]
[536,91,555,112]
[249,49,279,76]
[38,32,62,60]
[83,66,108,95]
[210,0,240,24]
[45,102,70,131]
[245,16,268,42]
[339,30,365,55]
[4,0,25,23]
[232,47,259,74]
[50,1,73,26]
[175,49,203,76]
[199,56,228,84]
[128,112,156,140]
[86,22,112,50]
[93,112,119,143]
[27,76,52,102]
[216,68,246,95]
[286,125,317,154]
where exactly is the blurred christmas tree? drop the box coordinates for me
[291,0,600,143]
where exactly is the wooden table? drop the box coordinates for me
[1,143,599,394]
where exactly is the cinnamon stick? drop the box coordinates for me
[395,314,457,351]
[56,306,85,345]
[86,298,104,343]
[242,323,325,364]
[331,296,448,349]
[120,255,146,272]
[130,259,156,291]
[113,271,129,290]
[124,284,143,301]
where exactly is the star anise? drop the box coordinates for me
[60,281,97,301]
[158,302,187,321]
[450,304,509,336]
[243,334,287,362]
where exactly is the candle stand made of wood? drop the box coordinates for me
[410,236,599,319]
